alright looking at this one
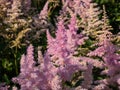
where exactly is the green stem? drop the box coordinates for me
[14,46,18,75]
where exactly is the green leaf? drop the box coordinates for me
[2,59,13,71]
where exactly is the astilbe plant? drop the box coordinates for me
[85,1,120,90]
[4,0,32,48]
[58,0,93,29]
[59,0,103,39]
[86,5,120,89]
[0,0,52,48]
[0,0,53,88]
[47,15,88,82]
[0,83,9,90]
[57,0,102,56]
[12,44,61,90]
[87,37,120,89]
[11,14,106,90]
[56,0,120,89]
[1,0,120,89]
[0,0,56,84]
[24,0,58,50]
[0,0,33,80]
[59,0,91,19]
[26,0,54,42]
[80,2,103,37]
[47,15,88,59]
[12,15,88,90]
[0,0,52,81]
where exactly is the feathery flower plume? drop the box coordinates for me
[47,15,87,81]
[12,45,62,90]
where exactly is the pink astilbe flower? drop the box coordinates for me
[61,0,91,18]
[47,19,67,59]
[108,74,120,86]
[92,84,112,90]
[81,63,93,89]
[47,15,86,58]
[50,75,62,90]
[102,41,120,77]
[67,16,88,49]
[46,30,56,56]
[47,15,87,81]
[88,36,120,88]
[30,1,54,40]
[19,44,35,75]
[37,47,44,64]
[41,52,58,82]
[79,57,104,68]
[26,44,35,69]
[20,54,27,75]
[39,1,49,20]
[0,83,9,90]
[87,46,105,57]
[85,5,120,87]
[58,56,86,81]
[31,1,50,33]
[12,45,43,90]
[47,15,87,59]
[80,2,103,36]
[87,33,112,57]
[74,0,91,18]
[88,38,120,72]
[12,45,62,90]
